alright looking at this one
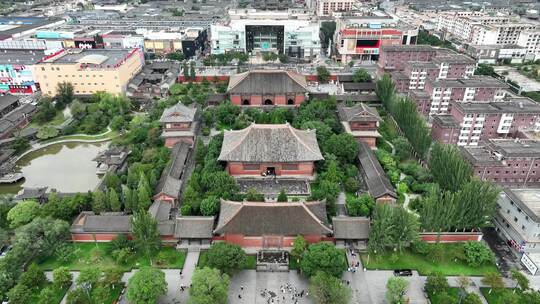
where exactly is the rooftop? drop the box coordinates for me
[154,141,191,200]
[218,123,323,163]
[41,49,134,67]
[429,76,508,88]
[503,188,540,223]
[432,114,459,127]
[160,103,197,124]
[0,49,46,65]
[338,103,381,123]
[214,199,332,236]
[460,139,540,166]
[381,45,436,52]
[357,141,397,199]
[332,216,370,240]
[227,70,307,95]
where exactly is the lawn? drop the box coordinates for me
[41,130,119,143]
[428,288,462,304]
[197,251,257,270]
[29,283,68,304]
[360,244,498,276]
[480,288,517,304]
[37,243,186,271]
[29,111,66,128]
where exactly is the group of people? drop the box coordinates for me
[258,283,308,304]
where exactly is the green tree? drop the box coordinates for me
[77,266,101,287]
[127,267,167,304]
[131,211,161,258]
[424,272,449,295]
[393,137,412,161]
[368,204,419,253]
[7,200,40,228]
[53,266,73,289]
[511,269,530,291]
[19,263,46,288]
[463,292,483,304]
[91,190,108,214]
[200,195,220,216]
[108,188,121,212]
[38,287,57,304]
[189,267,229,304]
[190,62,196,80]
[166,52,185,61]
[291,235,308,261]
[93,286,109,304]
[376,74,396,108]
[317,66,330,83]
[244,187,265,202]
[70,100,86,119]
[346,194,374,216]
[301,243,346,278]
[137,183,151,211]
[463,241,495,267]
[474,64,496,76]
[352,69,371,82]
[482,272,504,294]
[65,287,89,304]
[7,284,32,304]
[205,242,247,275]
[37,125,59,139]
[386,277,409,304]
[324,133,359,165]
[277,189,288,202]
[55,82,74,109]
[309,271,352,304]
[429,143,472,192]
[195,138,207,165]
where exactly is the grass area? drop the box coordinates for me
[360,244,498,276]
[29,283,68,304]
[37,243,186,271]
[428,288,462,304]
[480,288,516,304]
[197,251,257,270]
[29,111,66,128]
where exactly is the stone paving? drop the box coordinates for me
[228,270,312,304]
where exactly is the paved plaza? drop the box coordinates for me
[228,270,312,304]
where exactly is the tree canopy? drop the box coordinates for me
[204,242,247,275]
[309,271,352,304]
[7,200,40,228]
[300,242,346,278]
[189,267,229,304]
[127,267,167,304]
[131,211,161,258]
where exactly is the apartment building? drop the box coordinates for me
[431,98,540,146]
[383,47,476,93]
[465,44,527,64]
[334,12,418,62]
[414,76,508,116]
[460,139,540,188]
[316,0,354,16]
[210,9,320,58]
[494,188,540,254]
[34,48,144,96]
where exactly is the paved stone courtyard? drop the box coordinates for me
[228,270,312,304]
[237,178,311,196]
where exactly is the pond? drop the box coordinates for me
[0,141,109,194]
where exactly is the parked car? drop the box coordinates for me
[393,269,413,276]
[0,245,12,258]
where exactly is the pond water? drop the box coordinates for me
[0,141,109,194]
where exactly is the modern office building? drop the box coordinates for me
[210,9,320,58]
[34,48,145,96]
[316,0,355,16]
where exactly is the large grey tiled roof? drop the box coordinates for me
[338,103,381,123]
[159,103,197,123]
[82,214,132,232]
[332,216,370,239]
[218,123,324,163]
[148,200,172,222]
[214,200,332,236]
[227,70,307,94]
[154,141,191,199]
[357,141,397,199]
[174,216,215,238]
